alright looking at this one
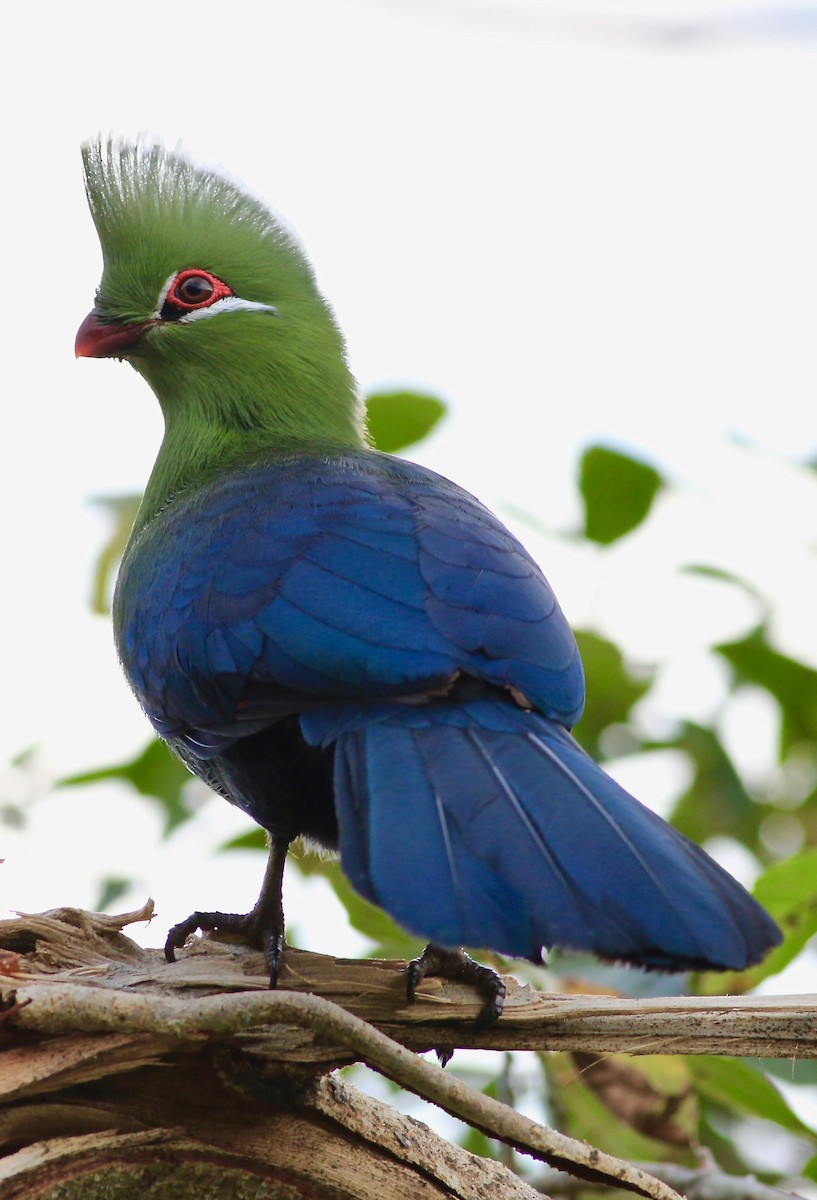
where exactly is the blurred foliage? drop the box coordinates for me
[365,389,446,453]
[578,443,664,545]
[95,876,134,912]
[60,737,193,834]
[697,848,817,996]
[570,630,653,760]
[89,494,141,615]
[42,388,817,1187]
[546,1051,697,1163]
[717,624,817,752]
[660,721,763,849]
[687,1056,815,1140]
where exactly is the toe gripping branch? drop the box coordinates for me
[407,943,506,1019]
[164,840,289,988]
[164,910,286,987]
[406,945,507,1066]
[163,840,508,1058]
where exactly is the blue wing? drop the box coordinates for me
[115,449,780,970]
[301,696,780,969]
[115,451,584,755]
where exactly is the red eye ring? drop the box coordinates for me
[161,269,234,317]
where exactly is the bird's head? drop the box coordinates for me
[76,139,364,449]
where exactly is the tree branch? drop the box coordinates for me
[1,905,809,1199]
[2,906,813,1061]
[4,977,680,1198]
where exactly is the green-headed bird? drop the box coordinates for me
[76,140,780,1016]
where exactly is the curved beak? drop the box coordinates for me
[75,310,152,359]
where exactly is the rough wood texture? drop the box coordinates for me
[0,904,547,1200]
[1,1078,544,1200]
[3,902,800,1199]
[2,905,811,1061]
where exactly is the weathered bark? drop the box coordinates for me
[3,905,812,1060]
[4,902,803,1199]
[1,903,548,1198]
[1,1067,542,1200]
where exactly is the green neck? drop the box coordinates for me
[132,317,367,532]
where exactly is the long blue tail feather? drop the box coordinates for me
[301,695,780,970]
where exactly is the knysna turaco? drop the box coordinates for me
[76,140,780,1015]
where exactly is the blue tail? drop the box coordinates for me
[301,695,780,970]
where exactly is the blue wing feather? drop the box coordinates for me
[302,697,779,968]
[115,451,585,749]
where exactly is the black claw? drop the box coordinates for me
[406,943,507,1024]
[165,910,229,963]
[164,909,271,965]
[264,930,286,989]
[405,956,425,1005]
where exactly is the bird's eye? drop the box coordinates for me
[176,275,214,305]
[159,268,234,319]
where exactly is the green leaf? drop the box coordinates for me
[297,856,421,956]
[59,738,193,834]
[688,1057,816,1139]
[88,494,141,615]
[578,445,664,546]
[758,1057,817,1087]
[458,1127,500,1161]
[544,1053,687,1162]
[755,846,817,929]
[223,828,268,851]
[365,391,446,453]
[11,744,39,768]
[459,1077,501,1159]
[696,1109,757,1177]
[681,564,765,602]
[659,722,762,849]
[716,625,817,751]
[95,877,133,912]
[700,848,817,993]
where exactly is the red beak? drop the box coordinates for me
[75,310,151,359]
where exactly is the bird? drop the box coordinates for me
[75,139,780,1016]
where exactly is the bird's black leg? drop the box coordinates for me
[164,838,290,987]
[406,943,507,1025]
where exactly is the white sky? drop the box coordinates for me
[3,1,817,1017]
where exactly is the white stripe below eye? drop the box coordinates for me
[177,297,279,323]
[153,272,278,322]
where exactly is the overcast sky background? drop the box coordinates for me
[4,0,817,1036]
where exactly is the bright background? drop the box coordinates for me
[3,0,817,983]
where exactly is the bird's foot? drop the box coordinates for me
[164,909,285,987]
[406,943,507,1026]
[165,840,290,987]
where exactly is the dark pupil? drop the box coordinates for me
[177,276,214,305]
